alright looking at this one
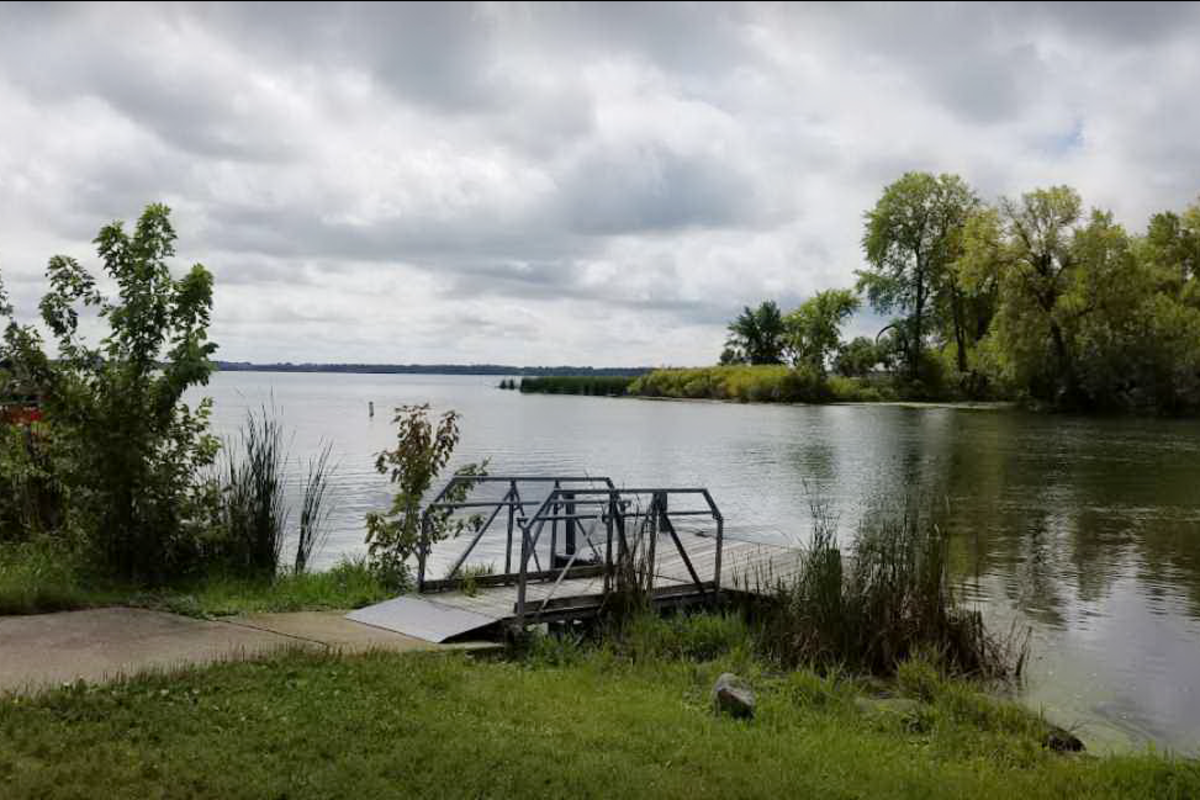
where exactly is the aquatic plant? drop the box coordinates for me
[294,441,336,574]
[518,375,635,396]
[745,498,1028,679]
[216,406,289,578]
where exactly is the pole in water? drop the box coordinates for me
[369,401,375,418]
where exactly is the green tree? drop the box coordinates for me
[833,336,880,378]
[783,289,860,375]
[960,187,1164,408]
[365,404,488,589]
[1,205,219,579]
[858,173,978,382]
[718,346,743,366]
[725,301,787,365]
[1142,204,1200,301]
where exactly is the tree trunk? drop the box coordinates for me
[1049,319,1079,406]
[951,287,968,375]
[912,269,925,382]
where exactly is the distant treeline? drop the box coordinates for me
[514,375,636,396]
[215,361,652,377]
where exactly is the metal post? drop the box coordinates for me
[564,490,576,557]
[516,518,530,626]
[645,492,659,594]
[505,480,516,575]
[550,481,560,567]
[714,515,724,595]
[603,497,614,594]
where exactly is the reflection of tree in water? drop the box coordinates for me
[803,407,1200,632]
[1131,515,1200,620]
[935,411,1200,630]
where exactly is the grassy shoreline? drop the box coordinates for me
[1,627,1196,799]
[0,542,389,618]
[512,365,969,405]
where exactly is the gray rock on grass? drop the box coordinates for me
[713,672,755,719]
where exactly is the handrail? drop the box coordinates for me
[415,475,724,629]
[417,475,614,591]
[514,486,724,625]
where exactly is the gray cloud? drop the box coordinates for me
[0,2,1198,366]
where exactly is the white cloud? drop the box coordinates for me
[1,2,1197,366]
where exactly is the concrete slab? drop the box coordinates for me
[0,607,503,695]
[0,607,313,694]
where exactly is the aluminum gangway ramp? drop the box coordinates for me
[346,596,500,643]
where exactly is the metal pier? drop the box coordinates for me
[347,475,802,642]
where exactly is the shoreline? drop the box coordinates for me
[538,391,1019,412]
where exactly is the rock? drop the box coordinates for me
[1043,725,1085,753]
[713,672,755,719]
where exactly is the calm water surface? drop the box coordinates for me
[189,371,1200,752]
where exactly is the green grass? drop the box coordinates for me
[0,541,389,618]
[628,365,895,404]
[0,632,1196,799]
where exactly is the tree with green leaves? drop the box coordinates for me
[833,336,881,378]
[959,186,1170,408]
[718,346,743,366]
[365,404,488,589]
[858,173,978,382]
[784,289,860,375]
[0,204,219,579]
[725,301,787,365]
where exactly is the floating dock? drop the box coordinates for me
[348,476,804,642]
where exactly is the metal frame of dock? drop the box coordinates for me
[348,475,802,642]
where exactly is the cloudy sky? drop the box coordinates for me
[1,2,1198,366]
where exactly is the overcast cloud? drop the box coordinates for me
[1,2,1198,366]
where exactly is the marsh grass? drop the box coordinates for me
[518,375,635,396]
[294,442,335,574]
[745,498,1028,679]
[628,365,894,403]
[0,537,122,614]
[216,406,289,577]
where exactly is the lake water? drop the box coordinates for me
[190,371,1200,753]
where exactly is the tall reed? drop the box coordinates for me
[518,376,635,396]
[294,442,335,574]
[218,406,289,577]
[750,497,1027,679]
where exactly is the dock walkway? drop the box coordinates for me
[348,476,804,642]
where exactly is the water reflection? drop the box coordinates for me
[191,372,1200,751]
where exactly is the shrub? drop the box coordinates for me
[365,404,488,589]
[0,422,69,540]
[0,204,219,583]
[629,365,835,404]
